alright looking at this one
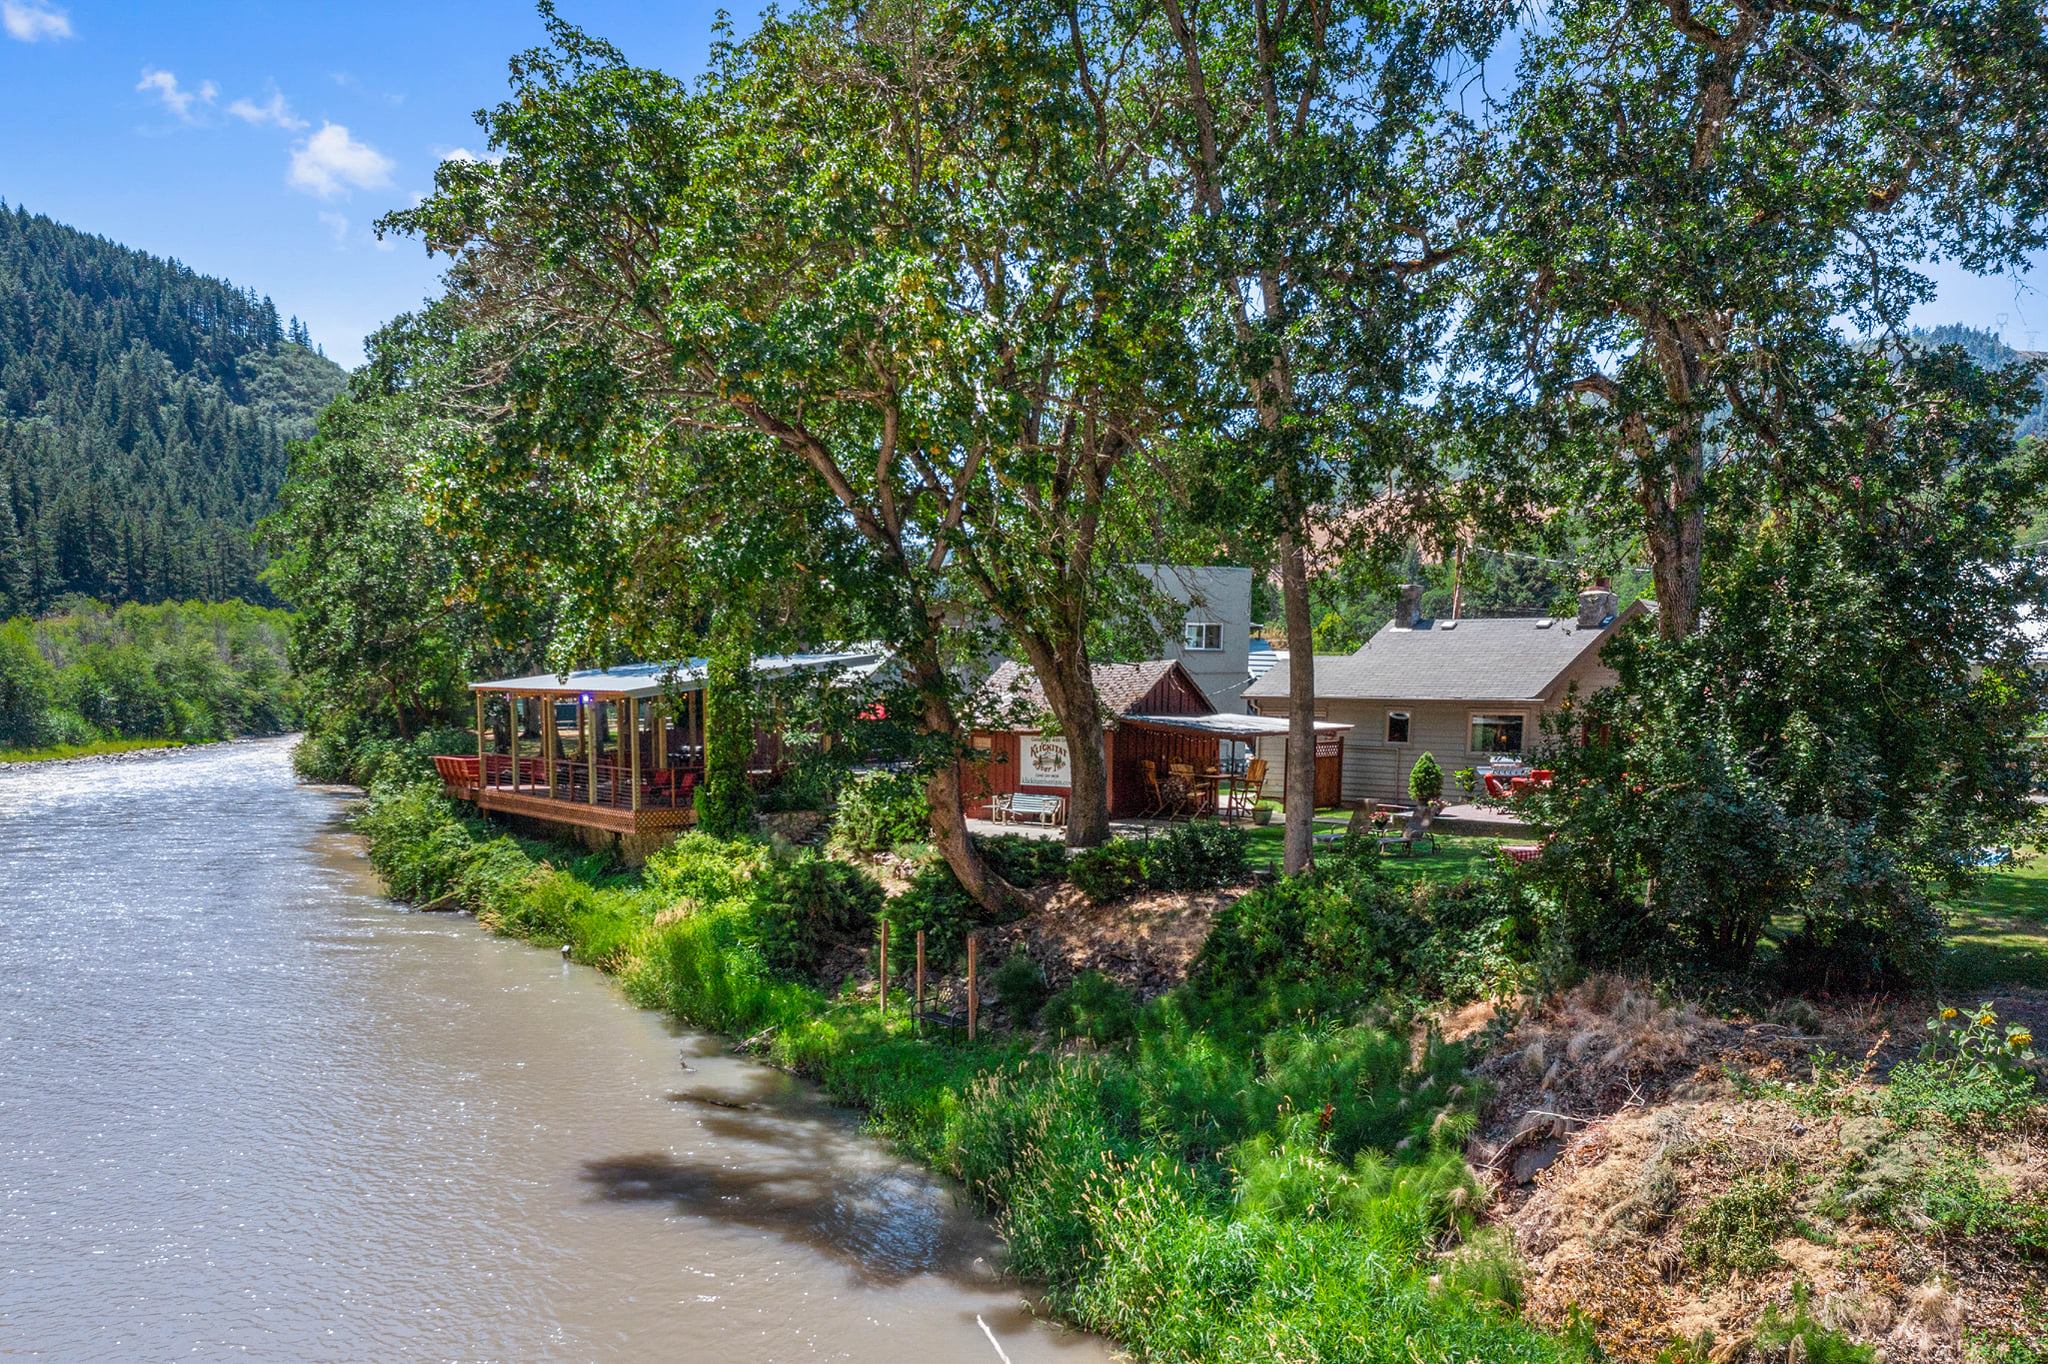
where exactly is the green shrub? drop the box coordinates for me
[1040,970,1138,1045]
[975,832,1069,887]
[697,621,757,839]
[1146,821,1249,890]
[990,952,1051,1026]
[832,768,930,853]
[1752,1285,1877,1364]
[1069,839,1150,905]
[753,851,884,976]
[1190,872,1394,1025]
[881,861,985,963]
[643,831,768,906]
[1680,1163,1805,1280]
[1409,750,1444,806]
[1882,1001,2040,1126]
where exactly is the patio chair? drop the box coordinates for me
[1233,757,1268,819]
[1482,773,1513,800]
[1379,805,1438,857]
[1313,801,1376,847]
[1140,760,1168,818]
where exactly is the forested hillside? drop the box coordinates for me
[0,204,346,616]
[1911,324,2048,438]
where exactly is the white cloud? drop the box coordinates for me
[2,1,72,42]
[288,122,395,198]
[227,88,307,131]
[137,67,215,123]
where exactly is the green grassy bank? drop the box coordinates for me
[0,735,188,764]
[354,775,1585,1363]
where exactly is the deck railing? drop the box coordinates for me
[477,753,697,811]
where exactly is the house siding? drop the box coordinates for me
[1250,646,1619,804]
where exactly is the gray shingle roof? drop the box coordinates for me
[975,658,1184,724]
[1243,611,1631,704]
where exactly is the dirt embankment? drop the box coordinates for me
[1470,978,2048,1361]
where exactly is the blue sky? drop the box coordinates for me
[3,0,2044,370]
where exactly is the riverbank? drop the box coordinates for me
[354,774,1581,1363]
[0,735,192,764]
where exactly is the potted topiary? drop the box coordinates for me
[1454,767,1478,800]
[1409,751,1445,812]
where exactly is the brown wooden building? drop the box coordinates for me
[965,659,1350,818]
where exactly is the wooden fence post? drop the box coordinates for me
[878,919,889,1016]
[966,931,979,1042]
[914,930,926,1034]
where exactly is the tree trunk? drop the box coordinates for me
[1018,637,1113,848]
[1636,428,1706,641]
[1277,529,1317,875]
[908,654,1018,913]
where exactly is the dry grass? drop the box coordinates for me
[1466,976,2048,1362]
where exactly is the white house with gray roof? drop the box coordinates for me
[1243,583,1649,805]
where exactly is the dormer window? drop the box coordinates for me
[1183,621,1223,652]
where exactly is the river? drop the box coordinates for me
[0,739,1114,1362]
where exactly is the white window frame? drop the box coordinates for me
[1469,712,1527,755]
[1385,710,1410,745]
[1182,620,1224,652]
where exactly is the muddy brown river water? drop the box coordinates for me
[0,739,1115,1362]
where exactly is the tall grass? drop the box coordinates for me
[353,774,1583,1363]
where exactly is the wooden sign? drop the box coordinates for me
[1022,736,1071,787]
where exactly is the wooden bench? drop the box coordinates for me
[993,792,1067,827]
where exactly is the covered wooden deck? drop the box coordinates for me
[439,649,885,840]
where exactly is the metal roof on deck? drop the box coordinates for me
[1124,712,1350,739]
[471,648,888,699]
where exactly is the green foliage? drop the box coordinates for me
[1753,1286,1877,1364]
[0,600,298,753]
[1680,1164,1805,1281]
[1882,1002,2040,1126]
[1409,751,1444,806]
[1523,359,2048,984]
[973,833,1068,888]
[1068,839,1151,906]
[696,619,756,839]
[1069,824,1251,907]
[642,831,768,906]
[1920,1157,2048,1256]
[0,203,346,614]
[989,953,1050,1027]
[831,768,930,854]
[752,850,883,977]
[879,861,988,965]
[1039,970,1139,1046]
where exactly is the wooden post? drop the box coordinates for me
[474,691,485,788]
[966,932,979,1042]
[544,696,557,798]
[878,919,889,1016]
[629,696,642,812]
[914,930,926,1034]
[587,699,599,806]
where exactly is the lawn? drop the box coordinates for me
[1942,850,2048,991]
[0,736,187,764]
[1236,823,1510,884]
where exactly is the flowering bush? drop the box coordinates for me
[1882,1000,2039,1125]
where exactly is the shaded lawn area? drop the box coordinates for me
[1238,823,1508,885]
[1942,851,2048,991]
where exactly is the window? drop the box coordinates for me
[1182,621,1223,652]
[1469,713,1525,754]
[1385,710,1410,744]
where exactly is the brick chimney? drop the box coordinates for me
[1394,582,1423,629]
[1576,578,1619,630]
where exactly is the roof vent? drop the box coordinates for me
[1534,617,1555,629]
[1440,619,1458,630]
